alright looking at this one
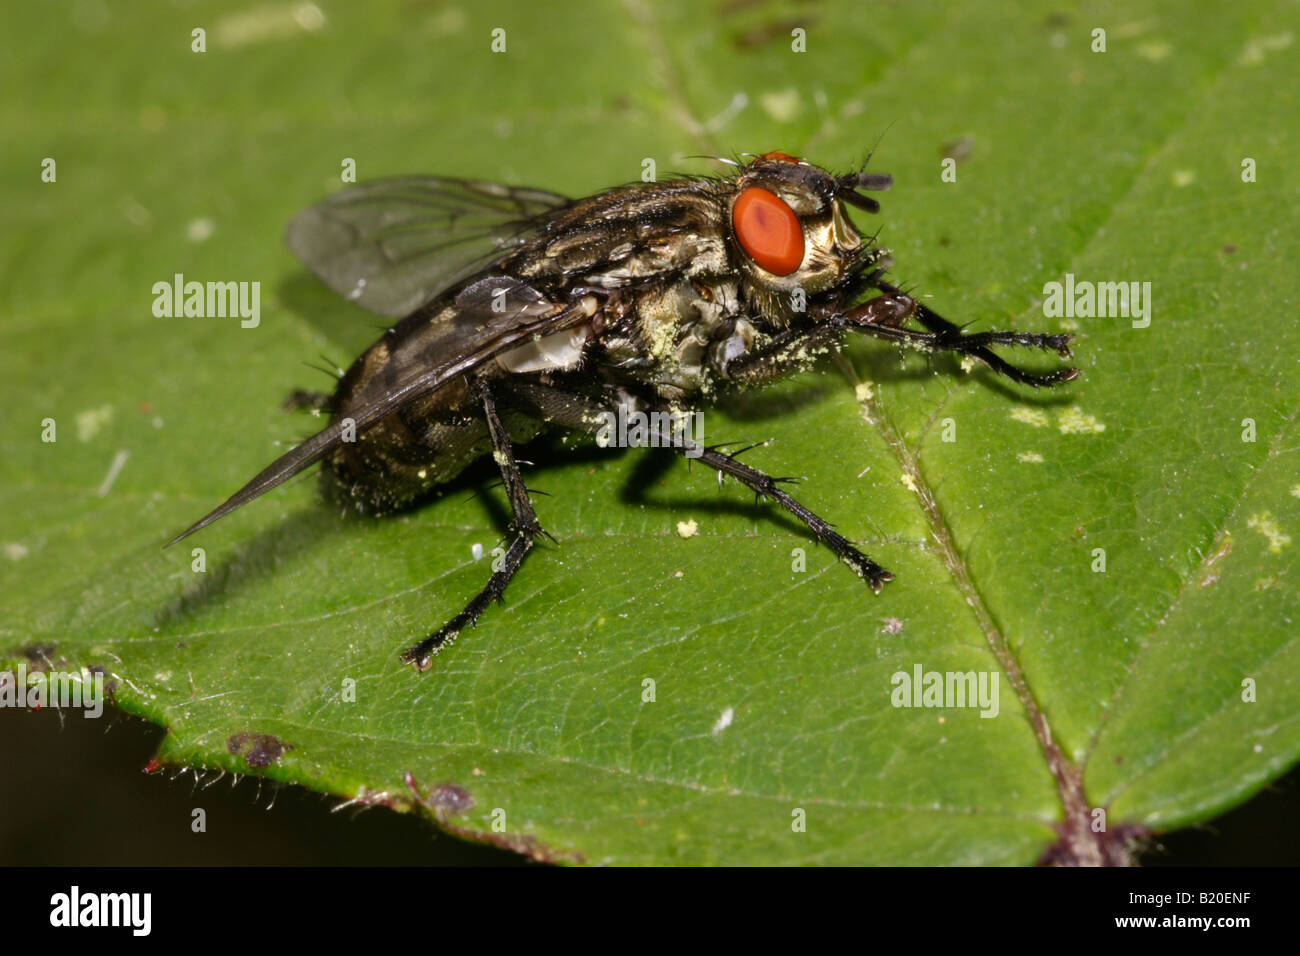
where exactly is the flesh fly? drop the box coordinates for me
[171,151,1078,669]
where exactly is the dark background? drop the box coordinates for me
[4,706,1297,865]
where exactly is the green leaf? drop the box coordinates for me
[2,0,1297,864]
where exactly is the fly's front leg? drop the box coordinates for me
[720,289,913,388]
[729,272,1078,389]
[508,382,893,593]
[400,383,542,671]
[849,278,1080,387]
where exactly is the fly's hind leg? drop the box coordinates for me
[509,382,893,593]
[400,383,542,671]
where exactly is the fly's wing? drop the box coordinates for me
[167,277,586,545]
[285,177,571,318]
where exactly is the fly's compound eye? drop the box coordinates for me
[732,186,804,276]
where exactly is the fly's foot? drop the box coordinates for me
[844,551,894,593]
[401,627,459,672]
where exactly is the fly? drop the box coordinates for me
[169,151,1078,670]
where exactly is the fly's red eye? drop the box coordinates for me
[732,187,804,276]
[760,151,799,163]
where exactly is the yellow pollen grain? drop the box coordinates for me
[758,88,801,122]
[1247,512,1291,554]
[1239,32,1293,66]
[1010,407,1049,428]
[76,404,114,442]
[1058,408,1106,434]
[1136,40,1173,61]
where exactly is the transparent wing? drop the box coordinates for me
[167,277,588,544]
[285,177,571,318]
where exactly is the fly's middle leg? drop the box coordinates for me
[400,383,542,671]
[717,287,913,389]
[667,437,893,592]
[508,382,894,593]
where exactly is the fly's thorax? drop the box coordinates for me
[512,180,730,290]
[607,276,746,401]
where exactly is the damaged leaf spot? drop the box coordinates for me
[1198,535,1234,587]
[404,771,474,820]
[401,773,570,861]
[14,644,62,672]
[429,783,475,817]
[227,731,292,768]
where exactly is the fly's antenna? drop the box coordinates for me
[839,126,898,210]
[856,120,899,175]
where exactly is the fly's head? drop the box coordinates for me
[727,151,892,323]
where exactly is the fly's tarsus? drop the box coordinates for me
[399,529,533,671]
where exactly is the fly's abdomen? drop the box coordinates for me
[322,339,487,512]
